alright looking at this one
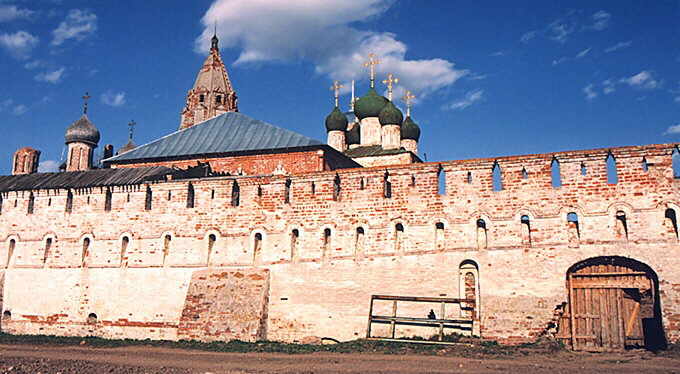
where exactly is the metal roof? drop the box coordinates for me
[0,166,178,192]
[105,112,323,163]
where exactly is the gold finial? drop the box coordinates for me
[127,120,136,141]
[401,90,416,117]
[330,80,343,108]
[363,53,381,88]
[82,92,91,114]
[382,73,399,101]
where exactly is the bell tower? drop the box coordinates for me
[180,31,238,129]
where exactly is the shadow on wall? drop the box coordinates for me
[177,268,270,343]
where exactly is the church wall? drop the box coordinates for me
[1,143,680,344]
[109,149,326,175]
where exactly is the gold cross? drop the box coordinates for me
[401,90,416,117]
[128,120,136,141]
[363,53,381,88]
[382,73,399,101]
[329,80,343,108]
[82,92,91,114]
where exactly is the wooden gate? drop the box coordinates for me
[557,257,658,352]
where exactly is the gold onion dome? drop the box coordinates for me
[324,106,349,132]
[401,116,421,141]
[354,88,389,120]
[65,114,100,145]
[378,101,403,126]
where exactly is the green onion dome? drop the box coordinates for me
[353,88,389,120]
[324,106,349,132]
[378,101,403,126]
[346,124,360,145]
[401,116,421,141]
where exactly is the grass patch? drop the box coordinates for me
[0,332,566,357]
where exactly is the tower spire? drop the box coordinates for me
[127,120,136,141]
[363,53,381,89]
[401,90,415,117]
[382,73,399,101]
[330,80,343,108]
[82,92,91,114]
[211,23,219,51]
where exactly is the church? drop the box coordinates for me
[0,32,678,352]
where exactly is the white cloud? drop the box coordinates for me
[490,51,505,57]
[0,30,38,59]
[605,40,632,53]
[589,10,611,31]
[520,30,537,43]
[51,9,97,46]
[12,104,27,116]
[38,160,60,173]
[0,5,34,22]
[0,98,14,112]
[444,89,484,110]
[196,0,467,100]
[101,91,126,107]
[675,96,680,103]
[23,59,43,69]
[34,67,65,84]
[548,20,574,43]
[583,84,598,100]
[664,124,680,135]
[620,71,660,90]
[575,47,591,59]
[603,79,616,94]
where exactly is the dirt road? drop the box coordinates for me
[1,344,679,373]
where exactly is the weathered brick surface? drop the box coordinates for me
[1,143,679,345]
[178,269,269,342]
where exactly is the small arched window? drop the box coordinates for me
[43,237,53,266]
[253,233,263,262]
[394,223,404,253]
[231,180,240,207]
[121,236,130,267]
[435,222,445,248]
[355,227,365,258]
[199,94,205,103]
[207,234,216,266]
[145,186,153,211]
[665,208,679,239]
[521,167,529,180]
[2,310,10,320]
[466,171,472,184]
[580,162,587,176]
[104,188,112,212]
[642,157,649,172]
[567,212,580,247]
[82,237,91,267]
[27,192,34,215]
[476,219,487,249]
[87,313,98,324]
[437,166,446,195]
[186,183,195,208]
[323,228,332,258]
[459,260,480,319]
[359,177,365,190]
[290,229,299,261]
[284,179,292,204]
[167,190,172,201]
[615,210,628,240]
[6,239,16,268]
[163,234,172,266]
[673,148,680,179]
[333,174,341,201]
[520,215,531,246]
[383,172,392,198]
[215,95,222,104]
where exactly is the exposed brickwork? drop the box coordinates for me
[1,142,679,345]
[178,269,269,342]
[110,150,326,175]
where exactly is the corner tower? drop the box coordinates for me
[65,93,100,172]
[180,33,238,130]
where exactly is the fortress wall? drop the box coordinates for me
[1,143,679,343]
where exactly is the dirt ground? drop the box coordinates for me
[1,344,680,374]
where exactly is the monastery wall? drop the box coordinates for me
[1,143,680,344]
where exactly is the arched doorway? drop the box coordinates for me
[560,256,666,351]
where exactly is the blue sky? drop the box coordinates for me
[0,0,678,174]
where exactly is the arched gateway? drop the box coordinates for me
[558,256,666,351]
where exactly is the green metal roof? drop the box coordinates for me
[105,112,323,163]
